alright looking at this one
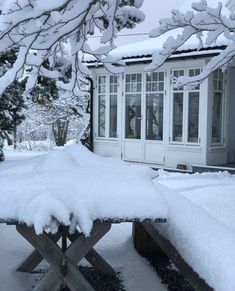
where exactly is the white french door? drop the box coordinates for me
[123,72,165,164]
[123,73,143,161]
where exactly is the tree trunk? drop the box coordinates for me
[52,120,69,146]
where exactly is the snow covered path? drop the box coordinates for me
[0,150,166,291]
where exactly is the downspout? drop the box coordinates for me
[87,77,94,152]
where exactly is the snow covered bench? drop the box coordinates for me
[0,145,168,290]
[134,171,235,291]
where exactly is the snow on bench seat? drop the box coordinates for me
[0,144,168,235]
[154,171,235,291]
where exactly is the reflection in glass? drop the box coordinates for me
[212,92,223,143]
[188,92,199,142]
[98,95,106,137]
[125,94,141,139]
[173,93,183,142]
[146,93,163,140]
[109,94,117,138]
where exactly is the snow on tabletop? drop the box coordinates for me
[0,144,168,236]
[154,170,235,291]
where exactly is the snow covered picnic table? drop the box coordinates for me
[0,145,168,290]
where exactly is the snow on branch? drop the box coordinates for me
[147,0,235,86]
[0,0,144,96]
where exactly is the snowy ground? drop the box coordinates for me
[0,149,167,291]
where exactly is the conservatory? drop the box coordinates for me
[89,40,235,169]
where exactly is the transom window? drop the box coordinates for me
[97,75,118,138]
[146,72,164,140]
[172,69,200,144]
[211,69,224,144]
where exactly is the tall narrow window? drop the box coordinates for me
[98,76,106,137]
[188,69,200,143]
[173,93,183,142]
[212,70,224,143]
[125,74,142,139]
[146,72,164,140]
[109,75,118,138]
[172,70,184,142]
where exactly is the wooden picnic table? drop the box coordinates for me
[1,218,166,291]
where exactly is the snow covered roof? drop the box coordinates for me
[87,0,231,65]
[86,34,228,65]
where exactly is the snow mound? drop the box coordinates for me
[0,144,168,235]
[155,171,235,291]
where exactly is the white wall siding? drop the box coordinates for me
[93,141,121,158]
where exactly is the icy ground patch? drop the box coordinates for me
[155,170,235,291]
[0,144,168,235]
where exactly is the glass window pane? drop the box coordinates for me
[189,69,200,90]
[146,93,163,140]
[126,73,142,93]
[188,92,199,143]
[212,92,223,143]
[146,83,151,92]
[98,95,106,137]
[126,84,130,92]
[159,82,164,91]
[173,93,183,142]
[125,94,141,139]
[109,94,117,138]
[132,74,137,82]
[137,83,142,92]
[173,70,184,91]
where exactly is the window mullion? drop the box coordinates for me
[106,75,109,139]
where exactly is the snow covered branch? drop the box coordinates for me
[0,0,144,96]
[147,0,235,86]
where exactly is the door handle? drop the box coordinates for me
[137,116,142,120]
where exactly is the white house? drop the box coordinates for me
[88,0,235,169]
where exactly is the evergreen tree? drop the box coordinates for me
[0,50,26,160]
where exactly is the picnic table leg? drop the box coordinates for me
[17,225,115,277]
[16,222,112,291]
[16,231,62,273]
[16,224,95,291]
[67,230,116,276]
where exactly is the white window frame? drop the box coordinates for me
[95,74,119,140]
[145,71,165,142]
[210,69,226,147]
[170,68,201,146]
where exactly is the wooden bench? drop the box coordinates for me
[133,222,213,291]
